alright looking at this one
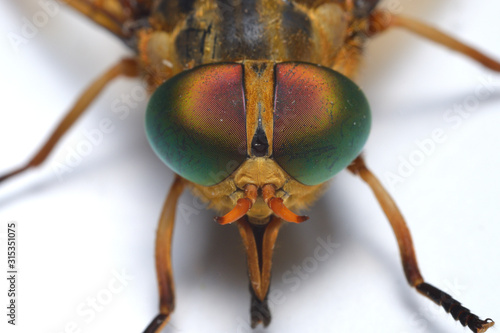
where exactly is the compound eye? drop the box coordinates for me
[146,63,247,186]
[273,62,371,185]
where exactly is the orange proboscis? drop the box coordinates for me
[215,184,308,224]
[267,197,309,223]
[215,184,258,225]
[262,184,309,223]
[215,198,253,225]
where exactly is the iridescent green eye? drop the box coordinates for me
[146,63,247,186]
[273,62,371,185]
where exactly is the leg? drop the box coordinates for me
[236,216,283,327]
[143,176,185,333]
[60,0,152,40]
[368,11,500,72]
[348,156,494,333]
[0,58,139,184]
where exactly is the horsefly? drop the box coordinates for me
[0,1,499,332]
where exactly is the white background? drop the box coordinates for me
[0,1,499,333]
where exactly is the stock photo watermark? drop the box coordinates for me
[402,278,469,332]
[235,234,341,332]
[7,0,61,53]
[50,83,148,181]
[4,221,18,326]
[383,75,500,190]
[54,268,134,333]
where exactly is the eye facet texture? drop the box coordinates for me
[273,62,371,185]
[146,63,247,186]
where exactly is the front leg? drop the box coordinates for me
[348,156,494,333]
[143,176,185,333]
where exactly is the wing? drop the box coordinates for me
[61,0,153,46]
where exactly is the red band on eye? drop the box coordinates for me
[146,63,248,186]
[272,62,371,185]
